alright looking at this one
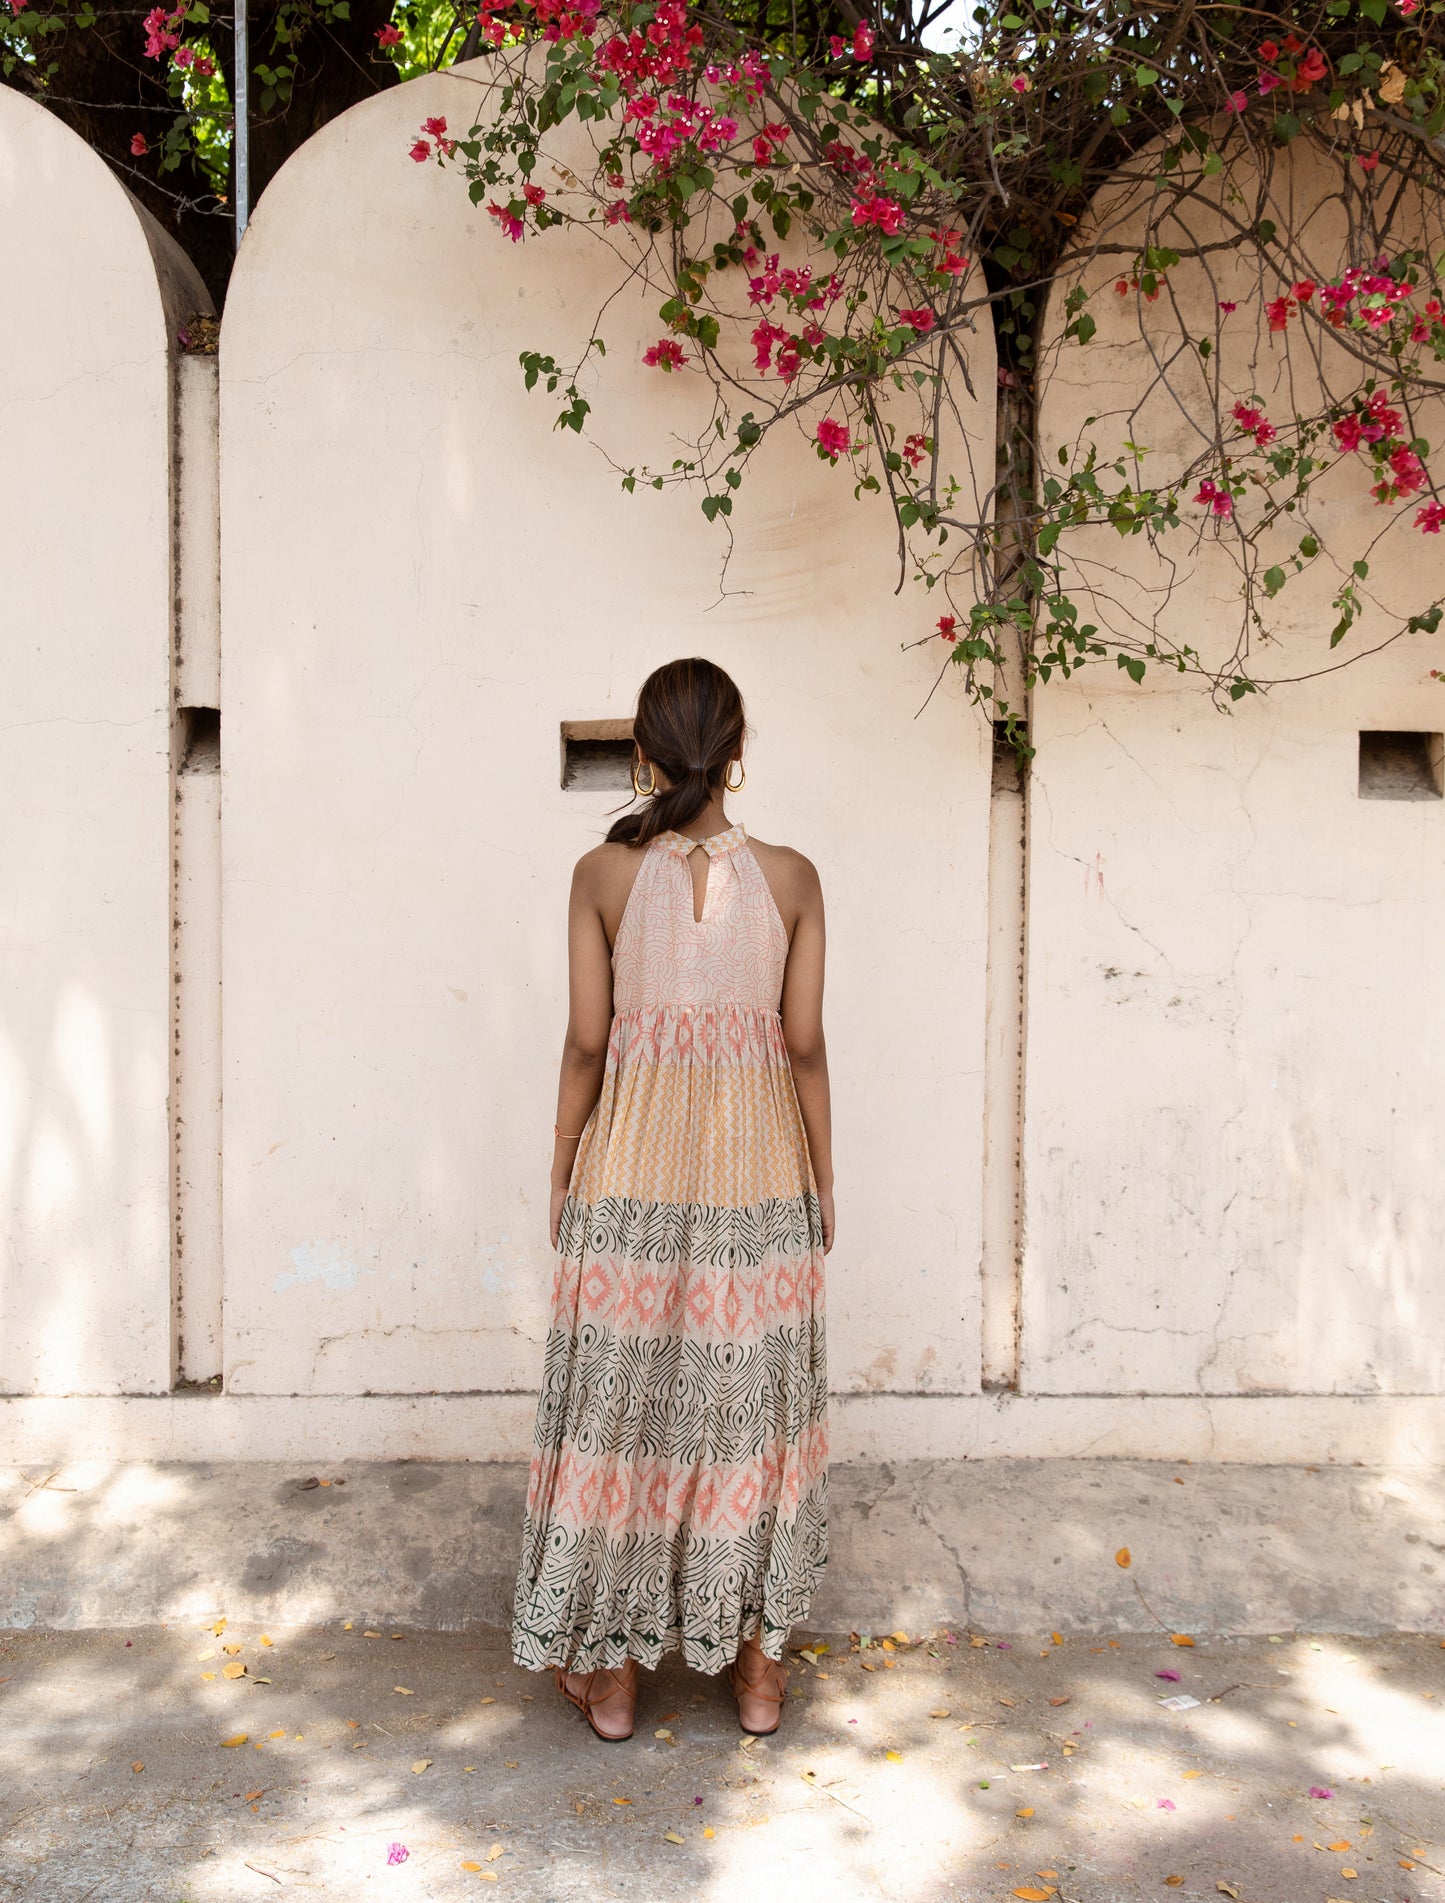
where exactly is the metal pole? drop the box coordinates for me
[234,0,250,240]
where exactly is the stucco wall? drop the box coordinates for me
[1028,137,1445,1402]
[216,66,995,1419]
[0,90,206,1396]
[2,82,1443,1469]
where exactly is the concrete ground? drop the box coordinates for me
[3,1619,1443,1903]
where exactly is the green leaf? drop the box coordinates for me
[1353,559,1369,579]
[1263,564,1286,596]
[1299,534,1319,558]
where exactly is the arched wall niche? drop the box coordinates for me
[0,90,209,1395]
[219,61,998,1429]
[1027,132,1445,1400]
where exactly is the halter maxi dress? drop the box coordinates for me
[511,822,829,1675]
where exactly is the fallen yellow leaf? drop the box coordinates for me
[478,1875,497,1885]
[503,1760,519,1769]
[1049,1695,1071,1707]
[486,1845,503,1862]
[222,1643,242,1655]
[1051,1632,1063,1645]
[461,1863,482,1873]
[1217,1885,1241,1898]
[213,1618,227,1635]
[252,1677,272,1685]
[884,1749,903,1762]
[480,1696,496,1705]
[220,1733,248,1747]
[1016,1806,1035,1818]
[655,1728,674,1741]
[664,1832,685,1844]
[197,1648,216,1662]
[131,1761,144,1774]
[997,1694,1017,1707]
[1328,1840,1351,1851]
[1013,1889,1055,1901]
[343,1621,354,1630]
[1165,1880,1184,1890]
[1341,1870,1358,1880]
[703,1826,715,1840]
[412,1759,433,1775]
[268,1729,286,1740]
[260,1635,273,1647]
[890,1629,909,1644]
[1115,1548,1131,1568]
[613,1797,632,1805]
[1181,1769,1202,1780]
[200,1672,216,1682]
[929,1708,951,1718]
[1169,1633,1195,1647]
[222,1663,247,1680]
[394,1686,415,1695]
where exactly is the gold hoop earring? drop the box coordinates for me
[724,759,745,793]
[632,758,657,799]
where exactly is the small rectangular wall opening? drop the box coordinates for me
[178,705,221,775]
[991,719,1030,797]
[1358,729,1443,801]
[561,718,634,791]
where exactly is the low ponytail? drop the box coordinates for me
[606,658,746,848]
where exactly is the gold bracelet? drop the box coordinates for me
[554,1123,584,1141]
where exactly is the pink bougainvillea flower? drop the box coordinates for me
[1292,280,1316,301]
[522,183,546,204]
[1416,501,1445,532]
[1115,278,1130,296]
[376,21,403,44]
[1155,1668,1182,1681]
[1258,71,1283,95]
[486,199,525,239]
[901,433,930,470]
[1157,1798,1177,1811]
[173,44,194,66]
[937,615,958,642]
[1308,1786,1334,1800]
[852,21,874,58]
[1218,300,1237,313]
[1226,89,1248,111]
[1358,151,1380,171]
[1194,478,1233,516]
[642,338,687,370]
[828,32,845,57]
[1267,296,1294,332]
[850,193,905,236]
[895,308,936,332]
[1398,0,1418,13]
[1258,38,1279,60]
[1294,45,1327,90]
[422,116,448,137]
[604,198,632,225]
[815,417,851,462]
[130,132,150,156]
[1011,73,1030,93]
[1333,415,1363,452]
[409,140,431,163]
[386,1843,410,1865]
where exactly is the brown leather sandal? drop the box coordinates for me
[554,1659,638,1741]
[727,1644,789,1736]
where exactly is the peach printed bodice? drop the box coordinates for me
[611,824,788,1014]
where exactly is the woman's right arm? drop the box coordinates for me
[550,854,615,1248]
[779,856,834,1253]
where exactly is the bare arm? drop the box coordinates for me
[550,853,616,1246]
[778,856,834,1253]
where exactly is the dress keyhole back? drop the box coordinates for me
[685,842,709,924]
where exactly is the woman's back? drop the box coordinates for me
[612,825,788,1014]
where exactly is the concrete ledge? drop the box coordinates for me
[3,1457,1442,1638]
[3,1389,1444,1465]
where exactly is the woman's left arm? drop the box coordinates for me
[550,853,616,1248]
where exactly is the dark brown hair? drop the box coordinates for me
[606,657,746,848]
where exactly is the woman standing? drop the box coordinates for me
[511,656,834,1741]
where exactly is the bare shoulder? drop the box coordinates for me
[747,837,823,915]
[573,840,644,903]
